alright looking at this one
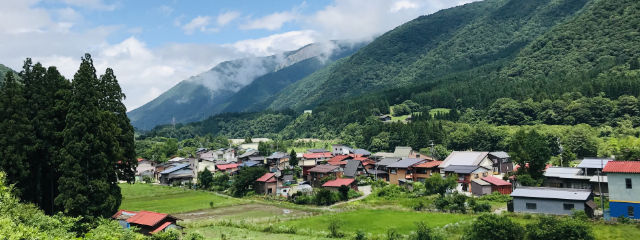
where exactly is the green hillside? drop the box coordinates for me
[266,0,593,111]
[0,64,20,86]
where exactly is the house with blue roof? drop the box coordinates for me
[159,163,194,185]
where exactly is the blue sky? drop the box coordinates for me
[0,0,480,110]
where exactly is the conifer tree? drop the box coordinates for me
[99,68,137,183]
[56,54,122,220]
[0,72,35,198]
[289,149,298,167]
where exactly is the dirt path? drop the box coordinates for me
[325,185,372,209]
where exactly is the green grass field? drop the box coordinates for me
[429,108,450,117]
[119,184,240,214]
[281,209,474,235]
[186,226,338,240]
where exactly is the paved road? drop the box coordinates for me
[326,185,372,209]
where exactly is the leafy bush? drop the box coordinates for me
[185,181,193,189]
[150,228,181,240]
[375,184,406,198]
[465,214,525,240]
[618,215,632,224]
[184,231,206,240]
[356,229,367,240]
[328,214,344,238]
[469,199,491,213]
[525,215,595,240]
[371,179,389,189]
[142,175,153,183]
[171,181,181,187]
[386,227,401,240]
[338,185,351,201]
[478,191,512,203]
[571,209,589,221]
[393,104,411,116]
[410,221,443,240]
[314,188,339,206]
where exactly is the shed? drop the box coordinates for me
[481,176,513,195]
[472,179,492,196]
[509,187,594,217]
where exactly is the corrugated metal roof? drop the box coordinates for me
[159,163,190,174]
[589,175,607,183]
[440,151,489,168]
[267,152,289,159]
[323,178,355,187]
[393,147,412,158]
[489,152,509,159]
[239,161,260,167]
[443,165,485,174]
[544,167,590,179]
[127,211,169,226]
[303,152,333,159]
[603,161,640,174]
[472,179,491,186]
[387,158,426,168]
[377,158,401,166]
[150,222,172,234]
[307,149,330,153]
[168,157,185,162]
[216,164,239,170]
[238,150,257,158]
[353,149,371,155]
[481,176,511,186]
[510,187,592,201]
[577,158,613,169]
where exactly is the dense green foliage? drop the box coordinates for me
[232,166,268,196]
[465,214,524,240]
[0,56,137,223]
[525,215,595,240]
[0,63,20,87]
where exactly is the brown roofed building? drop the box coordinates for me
[308,165,343,187]
[254,173,279,195]
[412,161,443,182]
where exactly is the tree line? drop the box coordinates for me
[0,55,137,224]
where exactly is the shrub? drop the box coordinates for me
[525,215,595,240]
[413,200,427,211]
[348,189,363,199]
[151,228,181,240]
[571,209,589,221]
[386,227,401,240]
[338,185,351,201]
[375,184,405,198]
[410,221,442,240]
[171,181,181,187]
[142,175,152,183]
[618,215,631,224]
[315,188,338,206]
[328,214,344,238]
[184,231,206,240]
[185,181,193,189]
[471,201,491,213]
[465,214,524,240]
[478,191,512,203]
[371,179,389,189]
[355,229,367,240]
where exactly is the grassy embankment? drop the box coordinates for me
[119,183,240,214]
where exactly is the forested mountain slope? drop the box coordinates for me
[266,0,593,111]
[213,41,365,114]
[0,64,20,86]
[128,42,362,130]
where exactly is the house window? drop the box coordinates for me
[571,182,591,189]
[563,204,575,210]
[417,169,427,174]
[391,169,397,174]
[483,173,488,177]
[416,154,421,158]
[474,174,479,178]
[626,178,633,189]
[629,206,635,218]
[526,203,537,210]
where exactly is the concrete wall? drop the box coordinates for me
[608,173,640,202]
[513,197,585,215]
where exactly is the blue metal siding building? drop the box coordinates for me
[603,161,640,219]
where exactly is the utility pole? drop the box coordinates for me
[429,140,435,158]
[598,158,605,214]
[557,137,564,166]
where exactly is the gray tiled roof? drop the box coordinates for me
[353,149,371,155]
[443,165,487,174]
[160,163,190,174]
[511,187,592,201]
[393,147,412,158]
[577,158,613,169]
[377,158,401,166]
[387,158,425,168]
[267,152,289,159]
[307,149,329,153]
[472,179,491,186]
[238,150,257,158]
[344,160,362,177]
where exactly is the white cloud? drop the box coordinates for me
[391,1,419,12]
[240,11,298,31]
[180,15,219,35]
[173,14,185,27]
[227,30,317,56]
[217,11,241,26]
[156,5,173,16]
[61,0,121,11]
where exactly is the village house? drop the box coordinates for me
[443,165,492,192]
[543,167,593,191]
[439,152,494,177]
[307,165,343,187]
[487,151,513,174]
[159,163,195,185]
[215,163,240,175]
[577,158,612,196]
[307,148,330,153]
[323,178,358,192]
[254,173,280,195]
[343,160,369,178]
[372,157,400,181]
[412,161,443,182]
[266,152,290,170]
[378,115,392,121]
[509,187,595,218]
[387,158,429,185]
[198,148,235,163]
[136,158,157,181]
[603,161,640,219]
[112,210,183,235]
[471,176,512,196]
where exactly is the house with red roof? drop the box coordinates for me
[471,176,513,196]
[603,161,640,219]
[255,173,280,195]
[412,161,443,182]
[322,178,358,192]
[111,210,183,235]
[215,163,240,175]
[308,165,343,187]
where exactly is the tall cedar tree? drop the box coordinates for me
[99,68,137,183]
[20,59,71,214]
[0,72,35,199]
[289,149,298,166]
[56,54,124,220]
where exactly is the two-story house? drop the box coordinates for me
[487,152,513,174]
[603,161,640,219]
[266,152,290,171]
[387,158,429,185]
[439,151,494,172]
[443,165,492,192]
[373,157,400,181]
[307,165,343,187]
[412,161,443,182]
